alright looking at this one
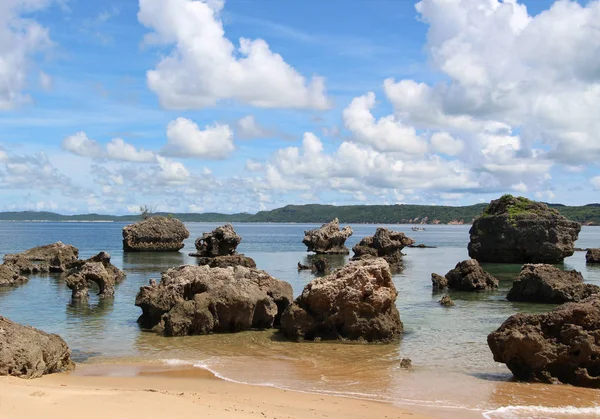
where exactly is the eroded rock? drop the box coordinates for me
[468,195,580,264]
[192,224,241,257]
[507,264,599,304]
[63,252,125,300]
[302,218,353,254]
[587,249,600,264]
[280,258,402,342]
[0,265,27,287]
[123,216,189,252]
[439,295,454,307]
[439,259,498,291]
[488,295,600,387]
[352,228,414,270]
[135,265,293,336]
[0,316,75,379]
[194,255,256,269]
[3,242,78,273]
[431,273,448,290]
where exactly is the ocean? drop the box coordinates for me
[1,222,599,418]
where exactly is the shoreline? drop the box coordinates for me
[0,362,477,419]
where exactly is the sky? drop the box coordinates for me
[0,0,599,215]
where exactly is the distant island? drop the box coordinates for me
[1,203,599,225]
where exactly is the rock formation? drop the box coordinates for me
[507,264,599,304]
[302,218,353,254]
[468,195,580,264]
[0,265,27,286]
[63,252,126,300]
[488,295,600,387]
[194,255,256,269]
[192,224,241,257]
[280,258,402,342]
[135,265,293,336]
[122,216,189,252]
[3,242,79,273]
[433,259,498,291]
[0,316,75,379]
[431,273,448,290]
[439,295,454,307]
[587,249,600,264]
[297,257,329,274]
[352,228,415,270]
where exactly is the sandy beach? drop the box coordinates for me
[0,363,473,419]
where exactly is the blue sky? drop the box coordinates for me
[0,0,598,214]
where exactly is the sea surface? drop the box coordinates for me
[1,222,599,418]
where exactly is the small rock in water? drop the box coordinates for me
[399,358,412,369]
[439,295,454,307]
[302,218,353,254]
[586,249,600,264]
[431,273,448,290]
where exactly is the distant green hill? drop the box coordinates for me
[1,202,598,225]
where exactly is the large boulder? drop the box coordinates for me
[0,265,27,287]
[435,259,498,291]
[192,224,242,257]
[488,295,600,387]
[3,242,79,272]
[63,252,125,300]
[302,218,353,254]
[0,316,75,379]
[468,195,581,263]
[123,216,189,252]
[135,265,293,336]
[507,264,600,304]
[280,258,402,342]
[587,249,600,264]
[352,228,415,269]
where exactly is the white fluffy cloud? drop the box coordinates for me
[236,115,271,139]
[106,138,155,162]
[62,132,103,158]
[343,92,428,154]
[0,0,54,110]
[138,0,329,110]
[162,117,235,159]
[430,132,464,156]
[62,132,156,162]
[385,0,600,165]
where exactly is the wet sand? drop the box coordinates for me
[0,363,473,419]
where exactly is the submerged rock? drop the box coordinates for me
[431,273,448,290]
[194,255,256,269]
[488,295,600,387]
[302,218,353,254]
[0,265,27,287]
[352,228,415,270]
[280,258,402,342]
[63,252,125,300]
[468,195,580,264]
[123,216,189,252]
[439,295,454,307]
[3,242,79,273]
[507,264,599,304]
[436,259,498,291]
[587,249,600,264]
[0,316,75,379]
[135,265,293,336]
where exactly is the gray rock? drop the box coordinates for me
[302,218,353,254]
[0,316,75,379]
[123,216,189,252]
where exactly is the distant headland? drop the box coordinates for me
[1,202,599,225]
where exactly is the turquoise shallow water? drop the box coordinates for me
[1,222,599,417]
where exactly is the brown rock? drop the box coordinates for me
[302,218,353,254]
[0,265,27,287]
[587,249,600,264]
[63,252,125,300]
[0,316,75,379]
[194,255,256,269]
[431,273,448,290]
[280,258,402,342]
[192,224,242,257]
[488,295,600,387]
[439,295,455,307]
[3,242,78,272]
[123,216,189,252]
[444,259,498,291]
[352,228,415,270]
[507,264,599,304]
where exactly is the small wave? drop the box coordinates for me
[160,358,195,366]
[483,405,600,419]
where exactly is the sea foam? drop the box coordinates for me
[483,405,600,419]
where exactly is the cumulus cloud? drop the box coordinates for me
[0,0,54,110]
[106,138,155,162]
[162,117,235,159]
[62,132,156,162]
[62,132,103,158]
[430,132,464,156]
[385,0,600,165]
[138,0,329,110]
[236,115,271,139]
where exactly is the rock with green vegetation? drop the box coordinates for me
[302,218,353,254]
[507,264,600,304]
[123,216,189,252]
[468,195,581,264]
[587,249,600,264]
[0,316,75,379]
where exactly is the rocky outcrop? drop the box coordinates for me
[507,264,599,304]
[488,295,600,387]
[352,228,414,270]
[194,255,256,269]
[280,258,402,342]
[302,219,353,254]
[439,295,454,307]
[135,265,293,336]
[63,252,126,300]
[431,273,448,290]
[468,195,580,264]
[0,265,27,287]
[3,242,79,273]
[0,316,75,379]
[435,259,498,291]
[297,257,329,274]
[123,216,189,252]
[587,249,600,264]
[192,224,241,257]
